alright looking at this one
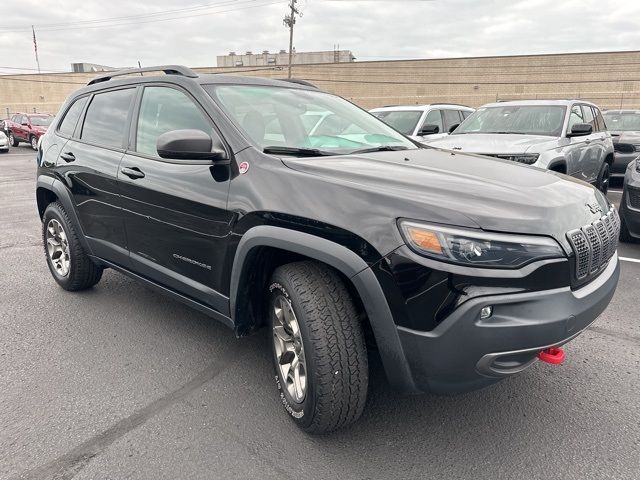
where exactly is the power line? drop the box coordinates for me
[0,0,244,30]
[0,1,286,33]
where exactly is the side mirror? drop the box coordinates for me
[448,123,460,134]
[418,124,440,136]
[567,123,593,137]
[157,129,228,161]
[22,122,29,127]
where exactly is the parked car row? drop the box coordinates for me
[370,101,640,242]
[1,112,54,151]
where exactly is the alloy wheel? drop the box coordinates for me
[31,136,38,150]
[46,219,70,277]
[272,294,308,403]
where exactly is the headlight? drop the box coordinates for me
[398,220,564,268]
[493,154,539,165]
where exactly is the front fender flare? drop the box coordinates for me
[229,226,417,393]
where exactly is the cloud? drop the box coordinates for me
[1,0,639,73]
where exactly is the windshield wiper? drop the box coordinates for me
[349,145,410,154]
[263,146,335,157]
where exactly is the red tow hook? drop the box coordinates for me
[538,347,565,365]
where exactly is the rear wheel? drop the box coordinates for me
[9,132,18,147]
[597,162,610,195]
[269,261,368,434]
[42,202,103,290]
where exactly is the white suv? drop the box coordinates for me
[370,104,474,143]
[429,100,614,194]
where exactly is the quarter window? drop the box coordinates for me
[81,88,135,148]
[136,87,212,157]
[58,97,88,137]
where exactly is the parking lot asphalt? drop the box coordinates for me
[1,146,639,480]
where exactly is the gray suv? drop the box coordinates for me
[429,100,614,194]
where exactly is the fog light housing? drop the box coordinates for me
[480,306,493,319]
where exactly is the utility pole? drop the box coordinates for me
[284,0,299,79]
[31,26,41,74]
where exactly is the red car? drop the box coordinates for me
[7,113,54,150]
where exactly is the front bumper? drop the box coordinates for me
[395,253,619,394]
[620,170,640,239]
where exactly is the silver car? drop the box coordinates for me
[429,100,614,194]
[370,104,474,143]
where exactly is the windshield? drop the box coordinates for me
[454,105,566,137]
[603,112,640,131]
[371,110,423,135]
[29,116,53,127]
[205,85,416,155]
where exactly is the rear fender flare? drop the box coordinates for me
[36,175,93,255]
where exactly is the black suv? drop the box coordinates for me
[37,66,621,433]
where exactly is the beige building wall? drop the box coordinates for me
[2,50,640,117]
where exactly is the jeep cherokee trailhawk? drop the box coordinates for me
[36,66,620,433]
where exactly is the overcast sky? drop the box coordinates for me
[1,0,638,74]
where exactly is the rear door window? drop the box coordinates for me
[443,109,462,131]
[422,109,444,134]
[593,108,606,131]
[581,105,596,131]
[81,88,135,148]
[58,97,88,137]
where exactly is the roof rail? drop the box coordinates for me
[88,65,198,85]
[281,78,318,88]
[429,103,473,108]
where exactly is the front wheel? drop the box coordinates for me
[30,135,38,150]
[596,162,610,195]
[9,132,18,147]
[269,261,368,434]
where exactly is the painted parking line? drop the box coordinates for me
[620,257,640,264]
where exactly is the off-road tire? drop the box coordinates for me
[596,162,610,195]
[42,202,103,290]
[9,132,18,147]
[269,261,368,434]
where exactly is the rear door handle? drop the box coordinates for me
[120,167,145,179]
[59,152,75,163]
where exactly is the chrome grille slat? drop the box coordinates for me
[567,207,619,283]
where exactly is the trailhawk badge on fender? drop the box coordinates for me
[239,161,250,174]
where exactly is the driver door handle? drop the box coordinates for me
[59,151,75,162]
[120,167,145,179]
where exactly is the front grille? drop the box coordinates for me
[629,186,640,209]
[567,207,619,282]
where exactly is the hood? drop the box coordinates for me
[428,133,557,154]
[282,148,608,251]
